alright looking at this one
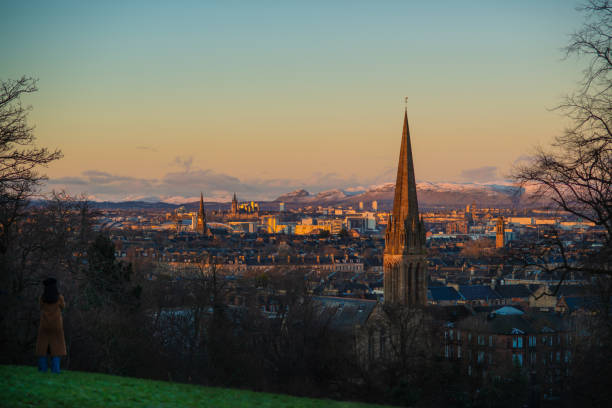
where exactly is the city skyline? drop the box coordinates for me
[1,0,585,202]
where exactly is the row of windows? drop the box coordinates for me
[444,346,494,364]
[515,335,568,348]
[445,330,495,346]
[444,347,572,367]
[445,331,571,349]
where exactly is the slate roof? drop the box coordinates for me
[428,286,463,302]
[556,286,588,298]
[458,285,502,301]
[428,305,474,323]
[563,296,600,313]
[495,284,531,299]
[456,310,569,335]
[312,296,377,330]
[492,306,524,315]
[473,305,525,314]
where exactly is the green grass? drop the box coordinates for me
[0,365,390,408]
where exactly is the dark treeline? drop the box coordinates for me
[2,195,612,408]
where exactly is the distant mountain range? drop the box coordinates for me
[274,181,531,209]
[61,181,540,211]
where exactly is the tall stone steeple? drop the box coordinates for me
[383,109,427,305]
[197,192,208,235]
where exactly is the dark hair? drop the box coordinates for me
[42,278,59,304]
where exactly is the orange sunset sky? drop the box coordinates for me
[1,1,584,201]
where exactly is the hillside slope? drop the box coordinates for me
[0,365,390,408]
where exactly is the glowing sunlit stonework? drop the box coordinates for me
[383,110,427,305]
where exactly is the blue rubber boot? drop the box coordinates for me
[38,356,48,372]
[51,357,60,374]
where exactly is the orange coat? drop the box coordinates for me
[35,295,66,356]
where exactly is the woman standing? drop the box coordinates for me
[35,278,66,373]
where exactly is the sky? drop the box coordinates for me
[1,0,585,202]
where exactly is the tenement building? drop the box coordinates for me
[383,110,428,305]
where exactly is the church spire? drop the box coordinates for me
[385,109,426,255]
[383,108,428,305]
[231,192,238,216]
[198,192,208,235]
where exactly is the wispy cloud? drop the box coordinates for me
[171,155,194,172]
[45,166,396,203]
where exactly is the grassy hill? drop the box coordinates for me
[0,365,390,408]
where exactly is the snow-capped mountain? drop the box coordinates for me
[275,189,310,202]
[274,181,531,209]
[78,181,540,210]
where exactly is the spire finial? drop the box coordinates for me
[404,96,408,111]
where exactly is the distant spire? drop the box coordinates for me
[385,109,425,255]
[231,192,238,215]
[198,192,207,235]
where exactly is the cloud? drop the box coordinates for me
[44,166,393,203]
[171,156,193,172]
[459,166,499,182]
[512,154,533,165]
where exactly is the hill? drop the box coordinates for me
[0,365,391,408]
[274,181,530,210]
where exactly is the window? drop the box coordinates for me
[478,335,485,346]
[468,365,472,376]
[445,345,449,358]
[488,353,493,364]
[529,336,536,347]
[565,351,571,363]
[477,351,485,363]
[513,353,523,367]
[457,330,461,341]
[541,336,547,345]
[468,333,472,342]
[556,352,561,362]
[512,337,523,348]
[457,346,462,359]
[549,336,553,346]
[489,336,494,347]
[450,329,454,340]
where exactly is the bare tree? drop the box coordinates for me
[514,5,612,405]
[514,1,611,279]
[0,76,62,253]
